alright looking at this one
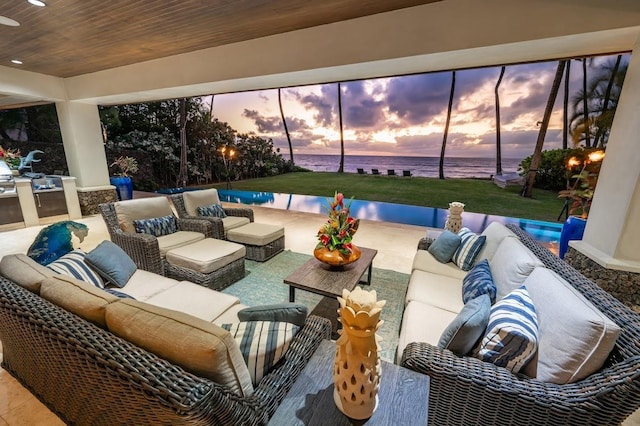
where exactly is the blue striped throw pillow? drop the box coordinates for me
[221,321,299,385]
[462,259,497,304]
[133,214,177,237]
[452,228,486,271]
[197,203,227,218]
[47,249,105,289]
[476,286,538,374]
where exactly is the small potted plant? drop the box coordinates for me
[109,156,138,200]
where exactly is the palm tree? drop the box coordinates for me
[177,98,188,188]
[562,61,571,149]
[521,61,566,198]
[494,66,506,176]
[439,71,456,180]
[278,88,294,165]
[593,54,622,147]
[582,58,591,147]
[337,82,345,173]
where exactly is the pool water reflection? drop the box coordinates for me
[217,189,562,243]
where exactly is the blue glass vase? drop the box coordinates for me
[559,216,587,259]
[110,176,133,201]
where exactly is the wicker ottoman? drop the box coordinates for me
[226,223,285,262]
[165,238,246,290]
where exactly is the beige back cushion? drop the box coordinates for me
[114,197,174,233]
[0,253,56,294]
[105,299,253,397]
[476,222,517,262]
[183,189,220,217]
[40,275,119,328]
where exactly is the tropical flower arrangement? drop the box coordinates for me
[316,192,360,255]
[0,145,21,169]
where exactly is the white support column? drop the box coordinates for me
[55,101,110,188]
[571,35,640,273]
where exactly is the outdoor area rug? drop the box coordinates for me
[222,250,410,363]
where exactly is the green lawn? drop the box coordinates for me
[208,172,566,223]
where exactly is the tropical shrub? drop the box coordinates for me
[520,148,587,191]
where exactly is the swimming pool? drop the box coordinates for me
[213,189,562,243]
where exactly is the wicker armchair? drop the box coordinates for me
[402,224,640,425]
[99,200,213,275]
[0,276,332,425]
[171,189,254,240]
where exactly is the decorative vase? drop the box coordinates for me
[313,244,361,267]
[333,287,385,420]
[109,176,134,201]
[559,216,587,259]
[444,201,465,234]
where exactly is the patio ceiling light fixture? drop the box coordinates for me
[11,60,23,65]
[0,16,20,26]
[27,0,46,6]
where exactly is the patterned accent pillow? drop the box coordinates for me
[133,214,177,237]
[47,249,105,289]
[475,286,538,374]
[104,288,136,299]
[221,321,299,385]
[462,259,497,304]
[452,228,486,271]
[197,203,227,218]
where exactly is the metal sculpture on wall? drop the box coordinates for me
[18,149,44,174]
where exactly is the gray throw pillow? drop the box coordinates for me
[238,303,308,327]
[427,230,462,263]
[438,294,491,355]
[85,240,137,288]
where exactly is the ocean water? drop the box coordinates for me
[293,154,523,179]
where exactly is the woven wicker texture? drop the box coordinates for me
[402,224,640,425]
[244,235,285,262]
[0,277,331,425]
[171,193,254,240]
[166,257,246,291]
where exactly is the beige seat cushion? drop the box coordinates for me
[0,253,56,294]
[213,303,246,324]
[476,222,517,262]
[227,223,284,246]
[183,188,221,216]
[105,299,253,397]
[222,216,251,233]
[40,275,119,328]
[522,267,621,384]
[411,250,467,280]
[397,300,458,363]
[156,231,205,257]
[145,280,240,322]
[166,238,246,274]
[115,269,181,301]
[114,197,175,233]
[406,269,464,313]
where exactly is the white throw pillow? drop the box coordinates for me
[476,222,517,262]
[490,237,543,300]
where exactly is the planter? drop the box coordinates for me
[559,216,587,259]
[110,176,133,201]
[314,245,361,268]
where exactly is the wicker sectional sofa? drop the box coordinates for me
[0,253,331,425]
[399,223,640,425]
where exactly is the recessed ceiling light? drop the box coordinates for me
[27,0,46,6]
[11,60,23,65]
[0,16,20,26]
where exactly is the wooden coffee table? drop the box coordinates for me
[284,247,377,303]
[268,339,429,425]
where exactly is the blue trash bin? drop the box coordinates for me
[559,216,587,259]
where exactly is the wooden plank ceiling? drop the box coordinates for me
[0,0,442,78]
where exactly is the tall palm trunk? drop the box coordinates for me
[494,66,506,176]
[177,98,188,188]
[209,95,215,121]
[582,58,591,147]
[439,71,456,180]
[278,88,294,165]
[594,54,622,148]
[563,61,571,149]
[521,61,566,197]
[338,83,345,173]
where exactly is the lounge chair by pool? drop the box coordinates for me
[372,169,380,175]
[388,169,396,176]
[402,170,412,177]
[493,172,524,188]
[357,168,367,175]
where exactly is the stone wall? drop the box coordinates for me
[78,189,118,216]
[565,247,640,313]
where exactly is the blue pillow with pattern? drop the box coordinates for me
[452,228,486,271]
[462,259,496,304]
[133,214,177,237]
[47,249,105,288]
[197,203,227,218]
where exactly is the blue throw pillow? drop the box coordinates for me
[47,249,105,288]
[197,203,227,218]
[427,230,462,263]
[133,215,177,237]
[452,228,486,271]
[85,240,137,288]
[475,286,538,374]
[462,259,497,304]
[438,294,491,356]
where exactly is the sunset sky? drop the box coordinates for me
[211,54,628,161]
